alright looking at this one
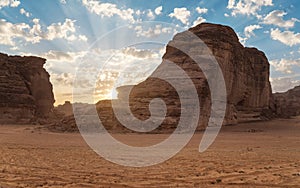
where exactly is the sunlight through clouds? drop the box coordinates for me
[0,0,299,104]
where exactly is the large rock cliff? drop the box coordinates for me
[96,23,272,131]
[0,53,55,124]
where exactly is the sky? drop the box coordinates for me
[0,0,300,105]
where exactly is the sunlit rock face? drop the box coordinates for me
[0,53,55,124]
[273,86,300,118]
[100,23,273,131]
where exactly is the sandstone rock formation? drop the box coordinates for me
[0,53,55,124]
[55,101,73,116]
[97,23,273,131]
[273,86,300,118]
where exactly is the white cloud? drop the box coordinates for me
[135,10,142,16]
[20,50,87,63]
[122,47,158,59]
[146,9,155,20]
[45,19,77,41]
[236,33,248,45]
[236,25,262,45]
[0,19,32,45]
[270,76,300,93]
[244,24,262,38]
[10,46,18,51]
[262,10,299,28]
[154,6,162,15]
[270,58,300,74]
[196,7,208,14]
[227,0,273,17]
[82,0,135,23]
[60,0,66,4]
[44,50,87,62]
[224,13,230,17]
[0,0,20,9]
[169,7,191,25]
[134,24,176,38]
[20,8,30,17]
[51,73,74,87]
[270,28,300,46]
[78,35,88,41]
[192,17,206,27]
[0,18,88,46]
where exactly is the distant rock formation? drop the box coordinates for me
[55,101,73,116]
[273,86,300,118]
[97,23,273,131]
[0,53,55,124]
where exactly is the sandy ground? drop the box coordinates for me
[0,118,299,187]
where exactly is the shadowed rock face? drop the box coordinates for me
[98,23,272,131]
[273,86,300,118]
[0,53,55,124]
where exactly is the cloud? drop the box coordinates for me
[154,6,162,15]
[262,10,299,28]
[45,18,77,41]
[134,24,175,38]
[236,33,247,45]
[227,0,273,17]
[236,25,262,45]
[270,28,300,46]
[0,18,88,46]
[270,76,300,93]
[196,7,208,14]
[146,9,155,20]
[122,47,157,59]
[169,7,191,25]
[192,17,206,27]
[244,24,262,38]
[0,0,20,9]
[0,19,31,45]
[20,8,30,17]
[270,58,300,74]
[81,0,135,23]
[44,50,87,62]
[51,73,74,87]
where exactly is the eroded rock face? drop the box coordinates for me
[273,86,300,118]
[100,23,272,131]
[0,53,55,124]
[51,23,272,132]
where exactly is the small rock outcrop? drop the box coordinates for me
[55,101,73,116]
[0,53,55,124]
[273,86,300,118]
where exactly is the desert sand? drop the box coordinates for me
[0,118,299,187]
